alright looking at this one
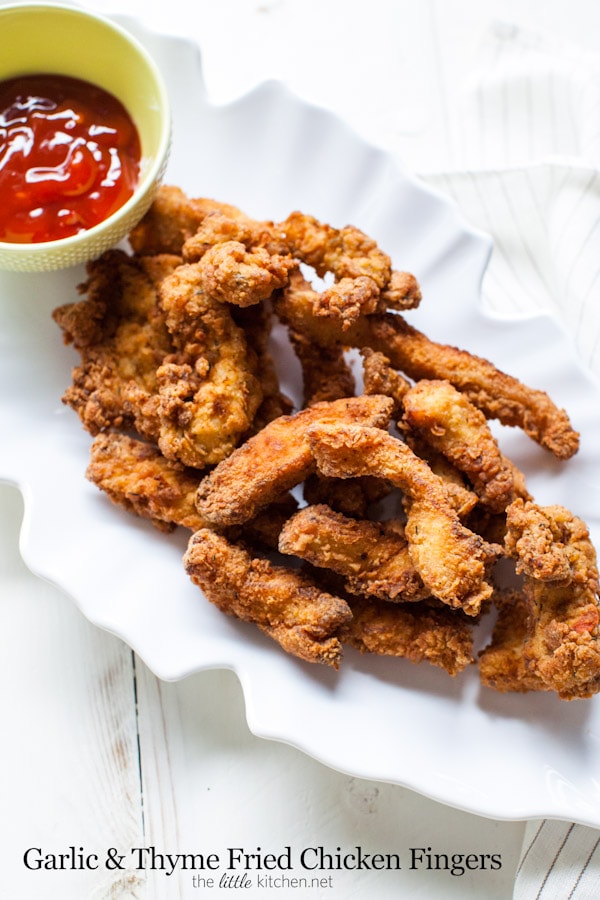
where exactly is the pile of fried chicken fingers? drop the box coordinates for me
[53,185,600,700]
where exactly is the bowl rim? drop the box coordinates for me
[0,2,172,255]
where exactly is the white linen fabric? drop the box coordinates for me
[413,20,600,899]
[422,20,600,381]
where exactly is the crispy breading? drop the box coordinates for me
[280,210,392,289]
[153,262,263,466]
[87,432,205,532]
[505,498,586,582]
[378,269,422,311]
[182,210,289,260]
[195,395,393,528]
[361,347,411,417]
[274,277,580,460]
[278,504,427,602]
[184,528,352,668]
[55,249,264,468]
[306,422,496,616]
[340,597,474,675]
[402,379,527,512]
[194,240,297,308]
[53,250,179,437]
[230,303,294,430]
[129,184,244,256]
[405,440,480,519]
[480,501,600,699]
[289,326,355,406]
[312,276,381,330]
[302,472,392,518]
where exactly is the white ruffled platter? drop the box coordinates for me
[2,17,600,828]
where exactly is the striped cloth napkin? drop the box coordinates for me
[422,20,600,382]
[414,20,600,899]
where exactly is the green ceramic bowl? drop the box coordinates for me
[0,3,171,271]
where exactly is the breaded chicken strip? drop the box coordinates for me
[184,529,352,668]
[195,395,393,527]
[87,432,205,532]
[87,432,297,549]
[480,501,600,699]
[402,379,528,513]
[340,597,474,675]
[289,326,356,406]
[54,250,263,468]
[129,184,244,256]
[53,250,180,437]
[306,423,496,616]
[152,262,263,466]
[274,275,579,460]
[278,504,427,602]
[280,210,392,289]
[361,347,411,417]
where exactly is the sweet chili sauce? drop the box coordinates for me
[0,73,141,243]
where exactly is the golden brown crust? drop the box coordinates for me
[341,597,474,675]
[306,423,495,616]
[279,504,428,602]
[86,432,205,532]
[195,395,393,528]
[129,184,244,256]
[274,282,579,459]
[184,529,352,668]
[361,347,411,417]
[289,326,356,406]
[480,501,600,700]
[402,379,528,512]
[280,210,392,289]
[53,250,179,437]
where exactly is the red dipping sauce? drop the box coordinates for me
[0,74,141,243]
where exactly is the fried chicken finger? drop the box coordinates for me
[184,528,352,668]
[274,276,579,459]
[402,378,527,512]
[195,395,393,527]
[307,423,495,615]
[278,504,427,602]
[480,501,600,699]
[341,597,474,676]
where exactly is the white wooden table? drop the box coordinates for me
[2,1,599,897]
